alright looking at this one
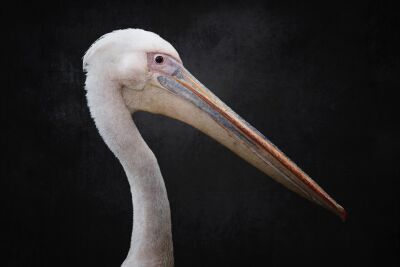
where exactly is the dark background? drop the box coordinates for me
[3,0,399,266]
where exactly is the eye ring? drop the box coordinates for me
[154,55,164,64]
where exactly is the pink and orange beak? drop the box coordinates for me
[149,53,346,220]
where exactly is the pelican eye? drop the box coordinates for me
[155,55,164,64]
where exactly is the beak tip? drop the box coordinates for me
[339,207,347,222]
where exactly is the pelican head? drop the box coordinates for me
[84,29,345,220]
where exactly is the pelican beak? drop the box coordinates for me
[151,56,346,221]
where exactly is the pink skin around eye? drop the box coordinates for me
[147,52,182,77]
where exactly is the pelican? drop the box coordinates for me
[83,29,345,267]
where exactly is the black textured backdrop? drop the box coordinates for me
[3,0,399,266]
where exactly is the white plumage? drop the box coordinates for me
[84,28,345,267]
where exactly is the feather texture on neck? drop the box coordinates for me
[85,75,173,267]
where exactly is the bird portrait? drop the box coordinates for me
[83,29,345,266]
[4,1,398,267]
